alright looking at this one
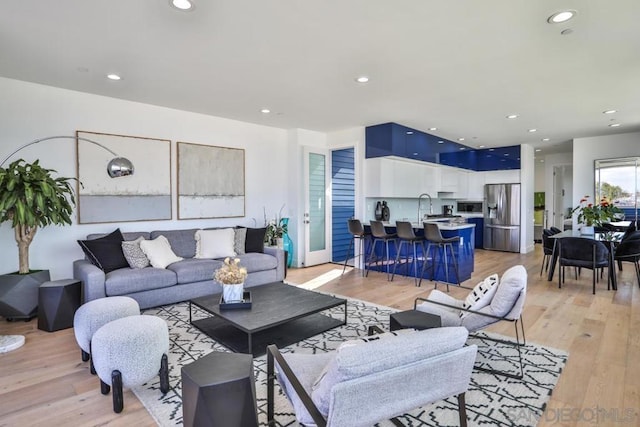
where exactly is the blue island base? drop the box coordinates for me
[364,225,475,285]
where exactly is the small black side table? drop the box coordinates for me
[390,309,442,331]
[38,279,81,332]
[182,351,258,427]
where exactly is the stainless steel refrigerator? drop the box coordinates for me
[483,183,521,252]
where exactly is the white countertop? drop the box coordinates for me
[370,220,475,230]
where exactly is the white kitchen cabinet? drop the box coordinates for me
[364,158,396,197]
[483,169,520,184]
[439,166,460,193]
[465,171,486,200]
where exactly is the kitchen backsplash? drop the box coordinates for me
[365,197,459,222]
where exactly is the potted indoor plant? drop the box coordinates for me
[0,159,76,319]
[570,195,622,234]
[214,257,248,303]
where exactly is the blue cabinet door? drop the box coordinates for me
[468,218,484,248]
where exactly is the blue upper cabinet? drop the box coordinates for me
[366,122,520,171]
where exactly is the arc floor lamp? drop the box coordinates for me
[0,135,134,353]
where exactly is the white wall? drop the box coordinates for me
[572,131,640,227]
[520,144,535,253]
[0,77,291,279]
[544,152,572,229]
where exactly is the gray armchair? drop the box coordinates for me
[267,327,476,427]
[415,265,527,379]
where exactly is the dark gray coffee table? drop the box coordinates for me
[189,282,347,356]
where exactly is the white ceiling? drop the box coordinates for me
[2,1,640,155]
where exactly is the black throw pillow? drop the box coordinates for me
[77,228,129,273]
[245,227,267,253]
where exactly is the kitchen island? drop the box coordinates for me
[364,220,475,284]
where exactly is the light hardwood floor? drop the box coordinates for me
[1,246,638,426]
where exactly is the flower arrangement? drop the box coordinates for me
[570,195,622,226]
[213,257,248,285]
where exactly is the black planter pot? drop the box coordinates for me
[0,270,50,320]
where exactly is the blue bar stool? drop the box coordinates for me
[367,220,397,281]
[420,222,460,291]
[391,221,425,286]
[342,219,371,276]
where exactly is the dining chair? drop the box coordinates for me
[557,237,610,294]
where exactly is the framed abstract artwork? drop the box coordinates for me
[177,142,245,219]
[76,131,172,224]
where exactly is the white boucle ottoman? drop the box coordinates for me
[73,296,140,373]
[91,314,170,413]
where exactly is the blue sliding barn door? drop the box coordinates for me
[332,148,355,263]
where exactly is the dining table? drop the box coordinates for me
[546,229,624,290]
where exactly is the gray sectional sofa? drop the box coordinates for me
[73,228,285,309]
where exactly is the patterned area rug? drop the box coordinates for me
[136,296,568,426]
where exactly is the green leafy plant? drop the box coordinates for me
[570,195,622,227]
[0,159,77,274]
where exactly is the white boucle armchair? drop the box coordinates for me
[267,326,476,427]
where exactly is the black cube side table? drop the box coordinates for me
[182,351,258,427]
[390,309,442,331]
[38,279,82,332]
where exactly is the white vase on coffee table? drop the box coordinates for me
[222,283,244,303]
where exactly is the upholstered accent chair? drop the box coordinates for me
[557,237,610,294]
[267,327,476,427]
[415,264,527,379]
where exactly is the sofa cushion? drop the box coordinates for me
[311,327,469,418]
[236,253,278,273]
[245,227,267,253]
[234,227,247,255]
[77,229,129,274]
[461,273,499,317]
[150,229,198,258]
[88,231,151,242]
[140,235,184,269]
[121,236,150,269]
[167,258,224,284]
[104,267,177,296]
[489,265,526,317]
[195,228,236,259]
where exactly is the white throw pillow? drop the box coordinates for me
[195,228,236,259]
[139,235,183,269]
[460,273,499,318]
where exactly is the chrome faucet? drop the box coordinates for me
[417,193,433,222]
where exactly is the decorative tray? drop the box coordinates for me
[219,291,252,310]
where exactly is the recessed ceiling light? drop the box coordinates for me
[459,147,465,150]
[528,129,537,133]
[413,152,418,155]
[260,109,271,114]
[489,148,495,151]
[406,131,414,135]
[479,145,485,148]
[542,138,550,142]
[106,74,121,81]
[547,10,576,24]
[355,76,369,83]
[504,153,509,156]
[540,159,545,163]
[458,138,465,141]
[429,127,437,131]
[609,123,621,127]
[535,149,542,152]
[437,140,444,144]
[603,109,617,114]
[506,114,519,119]
[170,0,194,10]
